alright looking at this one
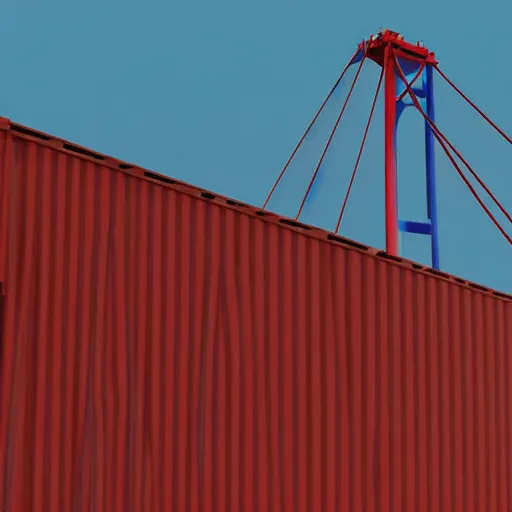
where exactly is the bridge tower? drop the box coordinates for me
[352,30,440,268]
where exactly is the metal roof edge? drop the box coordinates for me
[4,116,511,302]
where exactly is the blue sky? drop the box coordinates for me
[1,1,511,292]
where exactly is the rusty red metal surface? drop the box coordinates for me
[0,117,511,511]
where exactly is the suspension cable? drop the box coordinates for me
[437,135,512,244]
[394,53,512,225]
[334,66,384,233]
[435,64,512,145]
[394,56,512,244]
[424,116,512,244]
[295,52,367,220]
[262,47,362,209]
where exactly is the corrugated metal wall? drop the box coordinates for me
[0,122,511,511]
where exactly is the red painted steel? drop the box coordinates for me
[0,117,511,511]
[384,44,399,256]
[360,29,438,67]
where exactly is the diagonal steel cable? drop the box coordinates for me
[335,66,384,233]
[262,47,362,209]
[295,51,368,220]
[435,64,512,145]
[394,52,512,225]
[394,53,512,245]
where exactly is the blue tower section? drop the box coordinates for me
[395,57,440,269]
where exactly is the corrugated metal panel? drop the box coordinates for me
[0,118,511,511]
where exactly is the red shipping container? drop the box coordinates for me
[0,117,511,511]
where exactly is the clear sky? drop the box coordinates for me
[1,1,511,292]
